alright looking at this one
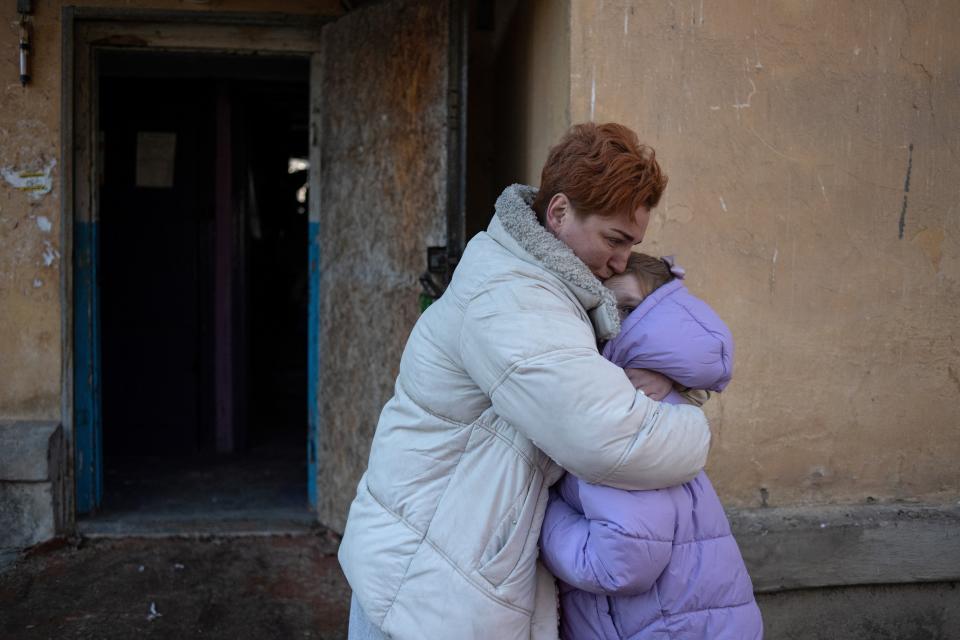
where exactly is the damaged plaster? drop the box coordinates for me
[41,240,59,267]
[313,0,448,532]
[1,159,56,200]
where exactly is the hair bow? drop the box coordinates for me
[661,255,686,279]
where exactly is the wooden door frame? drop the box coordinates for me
[61,7,328,525]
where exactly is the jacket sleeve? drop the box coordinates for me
[675,388,711,407]
[539,475,675,596]
[460,279,710,489]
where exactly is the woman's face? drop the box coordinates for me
[545,193,650,280]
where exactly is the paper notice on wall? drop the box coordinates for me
[1,159,56,199]
[136,132,176,188]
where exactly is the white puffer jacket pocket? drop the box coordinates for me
[425,408,554,612]
[477,468,543,587]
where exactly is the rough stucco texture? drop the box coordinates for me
[315,0,448,531]
[0,11,60,419]
[0,0,341,421]
[570,0,960,507]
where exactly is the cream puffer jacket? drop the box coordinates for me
[338,185,711,640]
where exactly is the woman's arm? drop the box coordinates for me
[460,280,710,490]
[539,476,676,595]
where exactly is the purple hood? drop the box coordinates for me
[602,278,734,393]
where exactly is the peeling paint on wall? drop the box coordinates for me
[733,78,758,111]
[41,241,59,267]
[1,159,56,199]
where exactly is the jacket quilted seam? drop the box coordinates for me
[473,420,537,471]
[368,422,474,619]
[596,402,664,486]
[368,480,538,616]
[397,376,472,429]
[486,346,601,398]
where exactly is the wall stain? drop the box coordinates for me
[911,227,945,271]
[898,143,913,239]
[948,366,960,396]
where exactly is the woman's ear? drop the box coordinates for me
[545,193,570,233]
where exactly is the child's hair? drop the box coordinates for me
[623,252,673,297]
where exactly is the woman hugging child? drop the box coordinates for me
[539,253,763,639]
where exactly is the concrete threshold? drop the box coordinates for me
[77,508,321,539]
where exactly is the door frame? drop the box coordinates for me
[62,7,328,523]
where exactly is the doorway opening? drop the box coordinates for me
[90,50,311,532]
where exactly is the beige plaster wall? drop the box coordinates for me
[0,0,340,420]
[569,0,960,507]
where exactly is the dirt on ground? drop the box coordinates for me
[0,532,350,640]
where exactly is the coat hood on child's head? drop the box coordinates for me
[602,259,734,392]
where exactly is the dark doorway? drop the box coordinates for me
[94,50,311,530]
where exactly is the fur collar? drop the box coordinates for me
[489,184,621,340]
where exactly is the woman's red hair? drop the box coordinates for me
[532,122,667,221]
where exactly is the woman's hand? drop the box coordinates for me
[624,368,672,401]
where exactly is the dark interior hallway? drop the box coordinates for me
[88,51,311,533]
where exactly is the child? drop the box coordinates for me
[539,253,763,639]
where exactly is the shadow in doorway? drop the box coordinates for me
[82,51,313,535]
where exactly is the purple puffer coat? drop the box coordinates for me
[539,278,763,639]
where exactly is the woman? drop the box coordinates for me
[339,123,712,640]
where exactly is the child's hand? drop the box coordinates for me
[624,368,672,400]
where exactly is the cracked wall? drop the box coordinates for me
[567,0,960,508]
